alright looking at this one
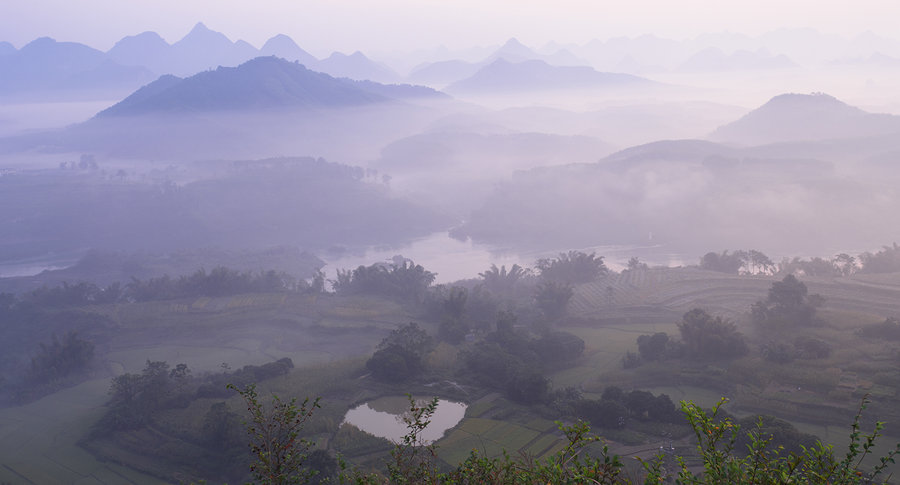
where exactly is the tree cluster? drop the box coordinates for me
[751,274,824,327]
[860,243,900,273]
[97,357,294,434]
[28,331,95,384]
[573,386,681,429]
[333,259,435,303]
[21,266,318,307]
[536,250,608,284]
[627,309,747,367]
[699,249,775,275]
[366,323,435,381]
[458,313,584,404]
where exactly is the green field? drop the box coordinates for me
[5,267,900,482]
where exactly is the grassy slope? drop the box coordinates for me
[6,267,900,482]
[0,292,414,484]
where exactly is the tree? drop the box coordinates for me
[699,250,746,274]
[227,383,320,485]
[479,264,528,297]
[532,331,585,367]
[860,243,900,273]
[636,332,669,362]
[29,331,95,383]
[832,253,857,276]
[534,281,574,320]
[626,257,649,271]
[678,308,748,360]
[366,323,435,381]
[751,274,824,327]
[536,250,608,284]
[746,250,775,275]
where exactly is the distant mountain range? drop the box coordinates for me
[677,47,796,72]
[0,23,406,99]
[0,37,155,98]
[710,93,900,145]
[96,56,445,117]
[407,38,590,86]
[445,58,655,94]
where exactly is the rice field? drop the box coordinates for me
[0,379,162,485]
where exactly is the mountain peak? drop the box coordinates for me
[260,34,317,66]
[189,22,211,34]
[502,37,526,48]
[710,92,900,145]
[95,56,421,116]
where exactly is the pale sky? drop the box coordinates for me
[3,0,900,56]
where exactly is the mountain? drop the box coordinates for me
[678,47,796,72]
[96,56,444,117]
[316,51,401,83]
[0,37,154,96]
[106,31,171,74]
[167,22,259,76]
[407,38,592,87]
[407,59,481,86]
[0,42,15,57]
[488,38,538,63]
[445,58,654,94]
[710,93,900,145]
[97,56,388,116]
[260,34,318,67]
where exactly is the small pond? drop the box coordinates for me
[342,395,467,444]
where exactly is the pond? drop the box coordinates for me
[342,395,467,444]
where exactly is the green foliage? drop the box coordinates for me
[699,250,746,274]
[479,263,530,298]
[641,395,900,485]
[532,331,585,367]
[636,332,670,362]
[28,331,95,383]
[678,308,748,360]
[533,281,574,320]
[332,260,436,303]
[860,243,900,273]
[227,383,321,485]
[536,250,608,284]
[366,323,435,381]
[752,274,824,327]
[99,360,193,431]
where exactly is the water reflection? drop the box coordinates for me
[342,396,467,444]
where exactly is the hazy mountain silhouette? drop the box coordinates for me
[316,51,401,83]
[678,47,796,72]
[445,58,654,93]
[168,22,258,76]
[0,42,15,57]
[488,38,538,62]
[106,31,171,74]
[260,34,318,67]
[96,56,397,116]
[408,38,590,86]
[0,37,154,96]
[407,59,481,86]
[95,56,446,119]
[711,93,900,145]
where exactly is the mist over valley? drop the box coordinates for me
[4,9,900,484]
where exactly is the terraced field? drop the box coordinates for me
[571,268,900,321]
[0,292,416,485]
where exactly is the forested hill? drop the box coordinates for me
[97,56,446,117]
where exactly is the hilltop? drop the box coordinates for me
[97,56,444,117]
[711,92,900,145]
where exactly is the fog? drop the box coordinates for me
[5,10,900,484]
